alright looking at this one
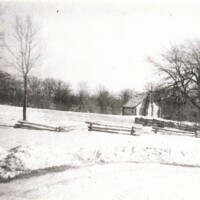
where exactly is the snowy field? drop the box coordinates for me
[1,105,200,200]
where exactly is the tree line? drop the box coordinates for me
[0,70,136,115]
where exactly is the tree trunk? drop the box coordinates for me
[23,74,27,121]
[149,91,153,117]
[159,101,162,118]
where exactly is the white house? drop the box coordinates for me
[122,93,160,117]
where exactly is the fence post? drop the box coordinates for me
[195,130,198,138]
[131,126,135,135]
[143,119,147,126]
[89,123,93,131]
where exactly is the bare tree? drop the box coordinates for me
[77,82,89,112]
[28,76,43,107]
[144,82,162,117]
[120,89,134,105]
[54,80,71,110]
[148,41,200,115]
[0,3,5,60]
[96,87,110,114]
[4,15,42,120]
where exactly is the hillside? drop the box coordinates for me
[1,105,200,200]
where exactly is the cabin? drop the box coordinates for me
[122,93,160,117]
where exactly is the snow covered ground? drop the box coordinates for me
[0,105,137,127]
[1,105,200,199]
[2,162,200,200]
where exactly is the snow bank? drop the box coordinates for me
[0,146,28,179]
[1,136,200,181]
[0,146,7,160]
[74,143,200,166]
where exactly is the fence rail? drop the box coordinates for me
[152,126,198,137]
[85,121,139,136]
[135,117,198,132]
[14,120,63,132]
[135,117,175,127]
[14,121,86,132]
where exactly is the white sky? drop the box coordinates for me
[3,0,200,93]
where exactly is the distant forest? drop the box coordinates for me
[0,70,133,115]
[1,69,198,122]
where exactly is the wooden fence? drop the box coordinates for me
[135,117,175,128]
[135,117,198,132]
[85,121,139,136]
[14,120,63,132]
[14,121,85,132]
[152,126,198,137]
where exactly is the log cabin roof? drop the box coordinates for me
[123,93,147,108]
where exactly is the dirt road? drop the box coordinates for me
[1,162,200,200]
